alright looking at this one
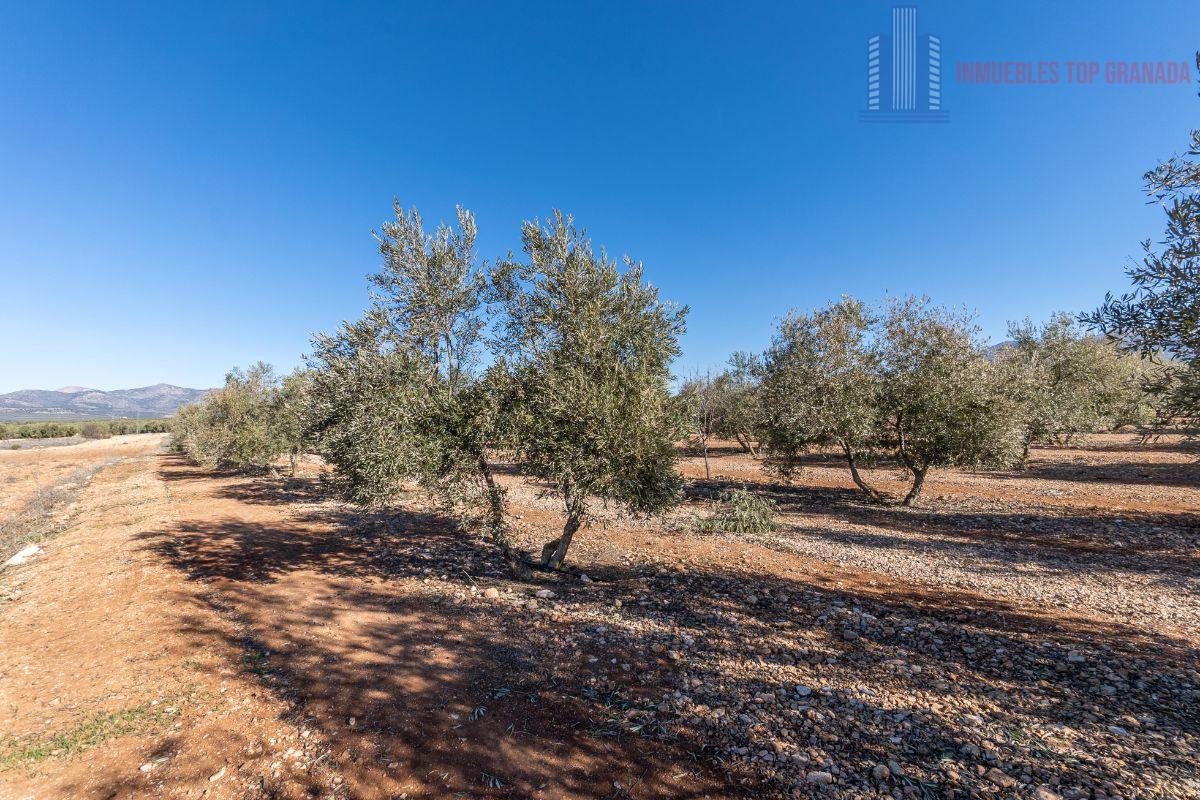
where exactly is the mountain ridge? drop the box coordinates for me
[0,384,210,421]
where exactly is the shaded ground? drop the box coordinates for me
[0,433,1197,799]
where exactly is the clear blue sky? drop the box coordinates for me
[1,1,1197,392]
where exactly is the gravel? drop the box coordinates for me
[744,498,1200,638]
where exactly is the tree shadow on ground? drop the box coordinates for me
[991,459,1200,490]
[135,456,732,799]
[685,474,1200,590]
[131,455,1200,799]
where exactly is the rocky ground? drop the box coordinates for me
[0,433,1196,799]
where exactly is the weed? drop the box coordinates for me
[0,703,176,769]
[692,487,778,534]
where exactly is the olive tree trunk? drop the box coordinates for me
[735,433,759,458]
[1019,434,1033,468]
[840,440,883,502]
[902,464,928,507]
[540,483,585,570]
[477,454,532,580]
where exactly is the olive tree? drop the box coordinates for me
[273,369,314,476]
[1084,54,1200,431]
[998,313,1147,462]
[679,369,761,467]
[756,297,884,500]
[679,372,722,479]
[492,212,687,569]
[876,297,1022,506]
[171,362,289,471]
[710,364,762,456]
[307,204,531,578]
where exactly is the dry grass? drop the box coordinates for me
[0,461,114,564]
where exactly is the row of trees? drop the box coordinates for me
[172,62,1198,571]
[171,201,1181,575]
[675,56,1200,493]
[174,207,685,577]
[171,363,309,474]
[0,418,172,440]
[680,301,1153,505]
[170,56,1198,580]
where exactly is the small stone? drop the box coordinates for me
[805,770,834,785]
[1066,651,1085,663]
[1033,787,1063,800]
[985,768,1015,788]
[483,588,500,599]
[871,763,890,780]
[534,589,554,599]
[579,574,593,583]
[140,762,156,773]
[795,685,812,697]
[209,767,226,782]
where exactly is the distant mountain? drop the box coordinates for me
[984,340,1016,361]
[0,384,210,421]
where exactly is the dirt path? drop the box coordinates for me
[0,443,329,800]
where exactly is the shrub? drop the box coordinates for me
[694,488,778,534]
[79,422,110,439]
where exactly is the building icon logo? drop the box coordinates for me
[859,6,949,123]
